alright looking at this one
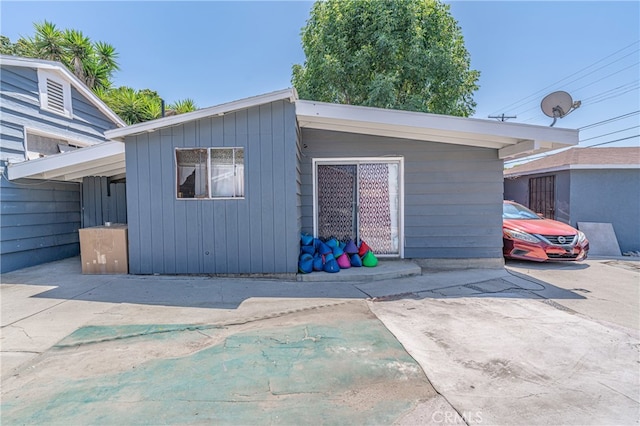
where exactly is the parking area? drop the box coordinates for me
[1,256,638,424]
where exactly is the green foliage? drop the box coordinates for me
[168,98,198,115]
[2,21,197,124]
[97,87,159,125]
[292,0,480,116]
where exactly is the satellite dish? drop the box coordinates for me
[541,91,581,127]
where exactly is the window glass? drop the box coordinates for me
[176,149,208,198]
[211,148,244,198]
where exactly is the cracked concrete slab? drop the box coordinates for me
[1,301,443,425]
[1,256,638,424]
[369,297,639,425]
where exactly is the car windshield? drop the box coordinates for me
[503,202,541,220]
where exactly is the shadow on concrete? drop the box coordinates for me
[2,256,585,310]
[505,258,590,271]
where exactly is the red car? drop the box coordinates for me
[503,200,589,262]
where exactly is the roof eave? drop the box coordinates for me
[105,88,298,140]
[295,100,579,159]
[7,140,125,182]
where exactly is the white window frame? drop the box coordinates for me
[312,156,405,258]
[37,69,73,118]
[175,147,245,200]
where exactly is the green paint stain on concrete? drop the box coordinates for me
[3,320,432,424]
[55,324,220,347]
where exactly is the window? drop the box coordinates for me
[176,148,244,199]
[25,132,82,160]
[37,69,73,117]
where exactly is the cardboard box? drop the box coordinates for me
[79,225,128,274]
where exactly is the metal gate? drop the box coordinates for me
[529,175,555,219]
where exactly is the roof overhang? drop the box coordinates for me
[7,141,125,182]
[295,100,579,160]
[105,88,297,140]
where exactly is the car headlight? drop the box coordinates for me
[504,229,540,243]
[577,230,587,243]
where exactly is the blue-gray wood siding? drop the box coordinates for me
[0,65,116,164]
[0,177,81,273]
[0,63,121,272]
[125,100,299,274]
[81,176,127,227]
[300,129,504,260]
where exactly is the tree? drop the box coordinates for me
[27,21,119,91]
[292,0,480,116]
[2,21,197,123]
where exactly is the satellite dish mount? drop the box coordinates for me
[541,91,581,127]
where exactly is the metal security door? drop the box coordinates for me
[529,175,555,219]
[315,159,402,257]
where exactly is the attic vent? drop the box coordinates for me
[37,69,72,117]
[46,78,65,113]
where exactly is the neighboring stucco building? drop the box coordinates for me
[0,55,125,273]
[504,146,640,253]
[104,88,579,275]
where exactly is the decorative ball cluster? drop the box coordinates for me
[298,233,378,274]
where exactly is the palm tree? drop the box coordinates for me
[168,98,198,114]
[32,21,64,62]
[5,21,195,123]
[63,29,92,83]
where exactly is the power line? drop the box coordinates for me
[491,41,639,116]
[580,125,639,142]
[581,80,639,102]
[515,61,639,122]
[578,110,640,130]
[504,112,640,164]
[583,134,639,148]
[569,60,640,94]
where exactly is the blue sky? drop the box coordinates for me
[1,1,638,155]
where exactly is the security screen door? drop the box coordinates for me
[315,159,402,256]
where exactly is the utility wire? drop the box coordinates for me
[578,110,640,130]
[583,134,639,148]
[491,41,639,116]
[515,61,639,123]
[581,81,639,102]
[580,125,639,142]
[504,112,640,164]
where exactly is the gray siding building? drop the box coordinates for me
[121,97,299,274]
[106,89,579,274]
[504,147,640,253]
[1,55,125,273]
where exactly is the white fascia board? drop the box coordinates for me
[105,88,298,140]
[7,140,125,181]
[0,55,126,127]
[295,100,579,151]
[299,117,507,149]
